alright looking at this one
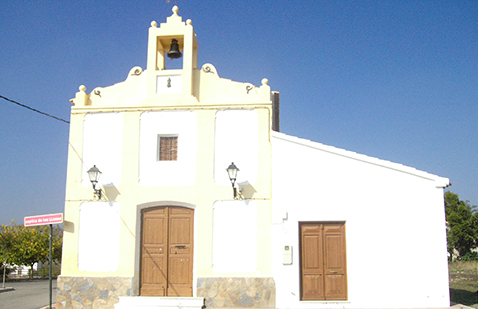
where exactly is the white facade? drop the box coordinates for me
[139,111,198,186]
[82,113,123,187]
[78,202,121,272]
[212,200,258,273]
[271,131,450,309]
[214,109,259,185]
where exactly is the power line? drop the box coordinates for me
[0,95,70,124]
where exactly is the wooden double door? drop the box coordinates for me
[300,222,347,301]
[140,206,194,296]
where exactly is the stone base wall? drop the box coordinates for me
[197,277,275,308]
[56,276,133,309]
[56,276,275,308]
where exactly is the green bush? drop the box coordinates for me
[460,252,478,262]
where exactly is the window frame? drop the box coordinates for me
[157,135,179,161]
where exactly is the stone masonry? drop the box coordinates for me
[197,277,276,308]
[56,276,133,309]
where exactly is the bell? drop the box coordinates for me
[167,39,182,59]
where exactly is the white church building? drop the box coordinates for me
[57,6,450,309]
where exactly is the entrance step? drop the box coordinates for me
[114,297,205,309]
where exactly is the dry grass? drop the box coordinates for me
[449,261,478,308]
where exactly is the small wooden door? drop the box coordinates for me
[300,222,347,300]
[140,206,194,296]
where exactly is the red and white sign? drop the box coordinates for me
[24,213,63,226]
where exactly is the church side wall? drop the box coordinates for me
[271,135,449,309]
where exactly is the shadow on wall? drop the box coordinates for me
[104,184,120,201]
[64,221,74,233]
[237,181,257,199]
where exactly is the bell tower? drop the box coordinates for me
[146,6,198,98]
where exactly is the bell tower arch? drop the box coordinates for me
[146,6,198,97]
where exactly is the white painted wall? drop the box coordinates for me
[212,200,257,273]
[139,111,197,186]
[82,113,123,187]
[78,202,121,272]
[214,110,258,185]
[271,133,450,309]
[156,75,182,94]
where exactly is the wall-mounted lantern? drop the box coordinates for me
[87,165,102,200]
[226,162,239,199]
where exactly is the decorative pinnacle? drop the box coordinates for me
[151,21,157,28]
[172,5,179,15]
[79,85,86,92]
[261,78,269,85]
[186,19,192,25]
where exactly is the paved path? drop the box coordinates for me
[0,279,57,309]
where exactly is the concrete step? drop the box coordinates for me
[114,297,204,309]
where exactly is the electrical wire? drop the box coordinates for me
[0,95,70,124]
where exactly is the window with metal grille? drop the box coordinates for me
[158,136,178,161]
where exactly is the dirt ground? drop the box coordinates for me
[449,261,478,308]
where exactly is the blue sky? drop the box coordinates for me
[1,1,477,225]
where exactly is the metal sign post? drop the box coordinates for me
[49,223,53,308]
[2,262,5,289]
[24,213,63,309]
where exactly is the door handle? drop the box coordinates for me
[330,270,338,273]
[175,245,186,249]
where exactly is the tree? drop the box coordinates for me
[445,191,478,259]
[0,222,63,278]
